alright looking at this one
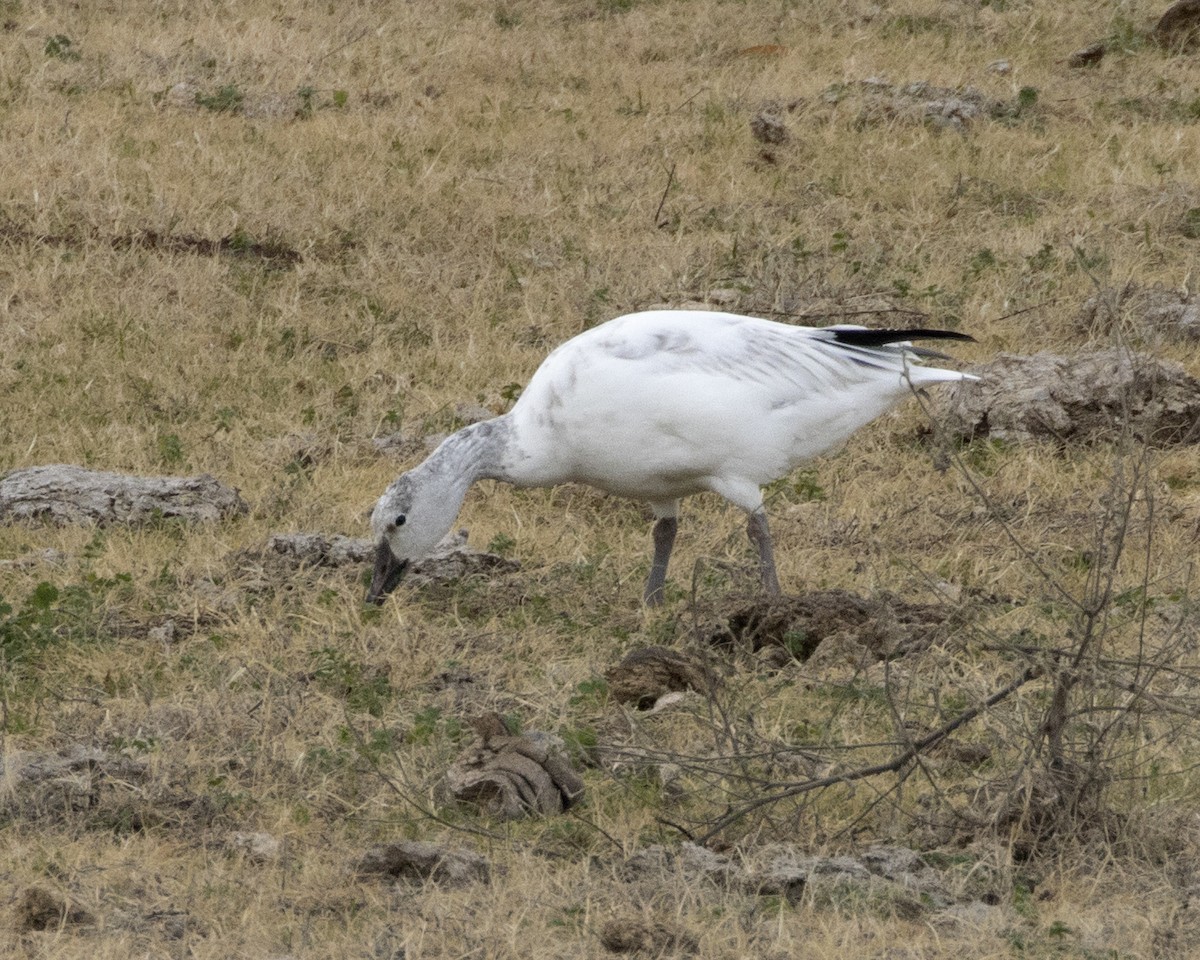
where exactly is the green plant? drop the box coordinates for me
[157,432,185,465]
[44,34,80,60]
[309,647,392,717]
[487,532,516,556]
[195,84,244,113]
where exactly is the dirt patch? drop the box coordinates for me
[0,216,301,266]
[710,590,951,661]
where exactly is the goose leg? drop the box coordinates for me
[644,516,678,606]
[747,509,781,595]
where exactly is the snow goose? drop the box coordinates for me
[367,309,976,605]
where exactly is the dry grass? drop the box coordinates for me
[3,0,1200,956]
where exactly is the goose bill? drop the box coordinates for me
[367,543,409,604]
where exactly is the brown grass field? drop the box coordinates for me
[3,0,1200,956]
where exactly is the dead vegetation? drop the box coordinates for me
[3,0,1200,957]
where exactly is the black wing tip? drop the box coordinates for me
[829,327,975,348]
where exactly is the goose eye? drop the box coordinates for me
[394,514,407,528]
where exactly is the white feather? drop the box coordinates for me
[368,310,976,603]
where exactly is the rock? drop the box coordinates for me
[986,59,1012,74]
[846,79,1007,132]
[933,899,1000,928]
[939,350,1200,446]
[1155,0,1200,47]
[859,845,927,879]
[230,831,282,864]
[164,80,200,108]
[0,547,67,570]
[442,718,584,819]
[743,849,860,898]
[604,646,717,709]
[0,746,146,826]
[0,465,247,525]
[1,744,148,793]
[599,916,699,955]
[619,842,736,886]
[148,620,178,645]
[1067,41,1106,67]
[453,402,495,425]
[705,288,741,305]
[1077,283,1200,343]
[266,532,376,567]
[354,840,490,886]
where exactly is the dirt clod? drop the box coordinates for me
[1155,0,1200,47]
[750,110,789,145]
[599,916,699,955]
[605,646,717,709]
[0,464,247,524]
[939,350,1200,446]
[355,841,490,886]
[16,887,93,931]
[1067,41,1106,67]
[712,590,949,660]
[1077,283,1200,343]
[245,528,519,586]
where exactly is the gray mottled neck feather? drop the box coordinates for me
[418,415,515,488]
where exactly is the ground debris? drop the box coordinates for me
[711,590,950,661]
[2,744,149,800]
[939,350,1200,445]
[243,528,519,586]
[265,531,375,567]
[1077,282,1200,343]
[619,842,955,914]
[1067,41,1106,67]
[0,464,247,524]
[605,646,718,710]
[0,744,214,834]
[620,842,737,886]
[750,104,791,144]
[819,78,1010,132]
[0,214,302,266]
[16,886,94,932]
[441,715,585,819]
[0,547,67,570]
[354,840,490,886]
[1155,0,1200,47]
[230,831,284,864]
[599,915,699,955]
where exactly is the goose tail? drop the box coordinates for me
[823,326,979,382]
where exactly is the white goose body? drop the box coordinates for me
[369,310,976,604]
